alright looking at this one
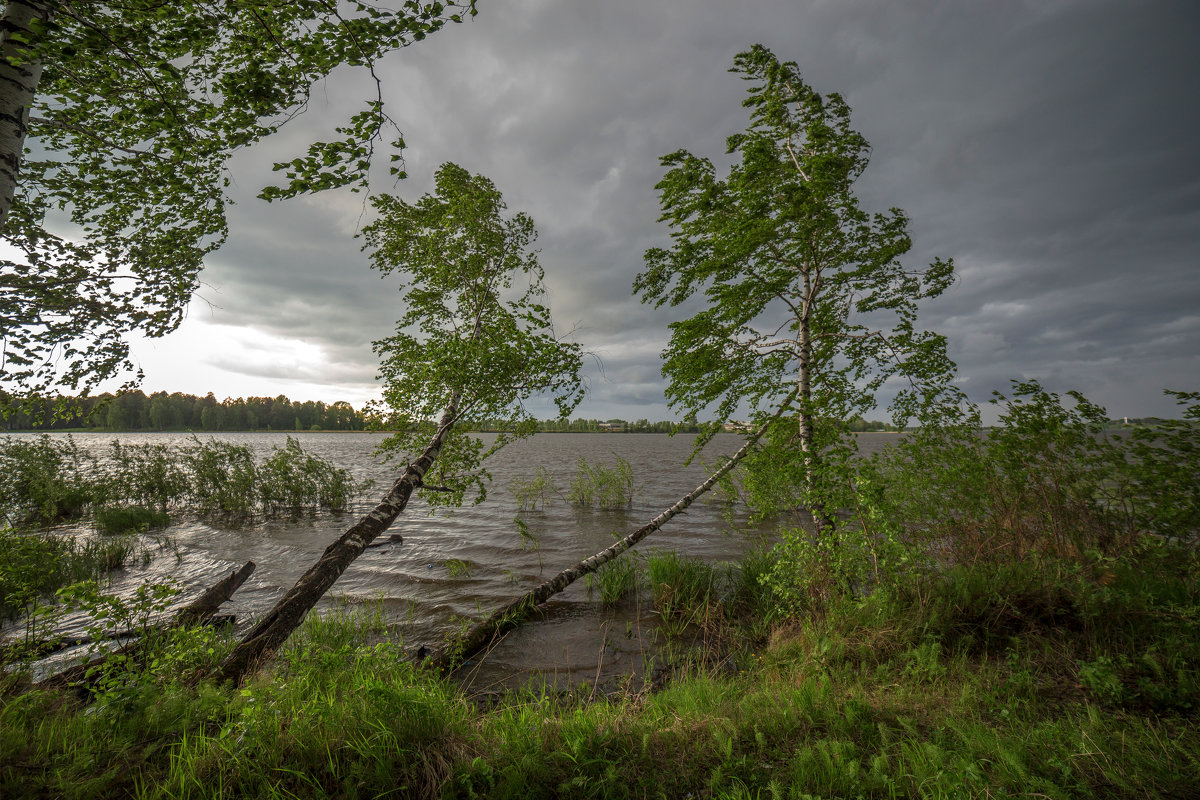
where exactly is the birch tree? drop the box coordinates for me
[634,44,960,525]
[0,0,473,399]
[215,162,583,682]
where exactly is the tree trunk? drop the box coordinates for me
[425,409,784,674]
[35,560,256,693]
[0,0,46,230]
[213,399,460,684]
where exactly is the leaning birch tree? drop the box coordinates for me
[214,162,583,683]
[635,45,960,529]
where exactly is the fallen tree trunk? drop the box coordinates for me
[36,560,255,693]
[425,410,784,674]
[212,400,460,685]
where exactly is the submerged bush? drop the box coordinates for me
[95,505,171,535]
[0,434,368,527]
[509,465,558,510]
[258,436,358,514]
[182,437,260,515]
[0,435,97,527]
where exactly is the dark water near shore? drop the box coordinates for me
[7,431,899,690]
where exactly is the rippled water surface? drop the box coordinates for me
[7,431,899,690]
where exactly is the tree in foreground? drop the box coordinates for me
[635,45,961,600]
[214,162,583,683]
[0,0,473,400]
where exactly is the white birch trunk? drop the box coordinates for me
[0,0,47,230]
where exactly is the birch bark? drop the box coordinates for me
[425,401,791,674]
[214,399,460,684]
[0,0,46,229]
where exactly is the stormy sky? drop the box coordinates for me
[123,0,1200,422]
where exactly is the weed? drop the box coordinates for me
[510,465,558,510]
[95,505,171,535]
[568,455,634,509]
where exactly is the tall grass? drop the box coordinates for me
[0,527,137,621]
[509,465,558,510]
[568,456,634,509]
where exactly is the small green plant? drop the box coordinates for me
[595,557,638,605]
[568,456,634,509]
[445,558,474,578]
[510,466,558,510]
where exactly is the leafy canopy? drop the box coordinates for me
[0,0,474,399]
[635,44,960,514]
[363,162,584,506]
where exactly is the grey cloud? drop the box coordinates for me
[150,0,1199,421]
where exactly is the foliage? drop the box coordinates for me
[1123,389,1200,539]
[4,545,1197,799]
[1,390,370,432]
[634,45,959,528]
[0,433,366,525]
[364,162,584,508]
[861,381,1198,571]
[0,525,135,621]
[0,433,95,526]
[761,380,1200,613]
[567,456,635,509]
[0,0,475,401]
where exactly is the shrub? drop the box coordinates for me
[0,435,97,527]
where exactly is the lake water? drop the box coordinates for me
[6,431,899,691]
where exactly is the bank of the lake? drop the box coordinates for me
[2,539,1197,799]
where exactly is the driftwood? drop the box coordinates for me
[425,409,783,674]
[35,560,255,693]
[212,399,460,685]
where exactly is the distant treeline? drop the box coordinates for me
[0,391,367,432]
[2,392,908,435]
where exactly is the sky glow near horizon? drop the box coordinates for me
[109,1,1199,423]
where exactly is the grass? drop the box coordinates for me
[0,526,138,621]
[568,456,634,509]
[94,505,171,535]
[0,541,1197,798]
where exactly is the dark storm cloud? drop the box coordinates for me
[190,0,1199,420]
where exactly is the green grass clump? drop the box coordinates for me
[510,466,558,511]
[594,557,638,606]
[568,456,634,509]
[0,527,137,621]
[94,505,171,534]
